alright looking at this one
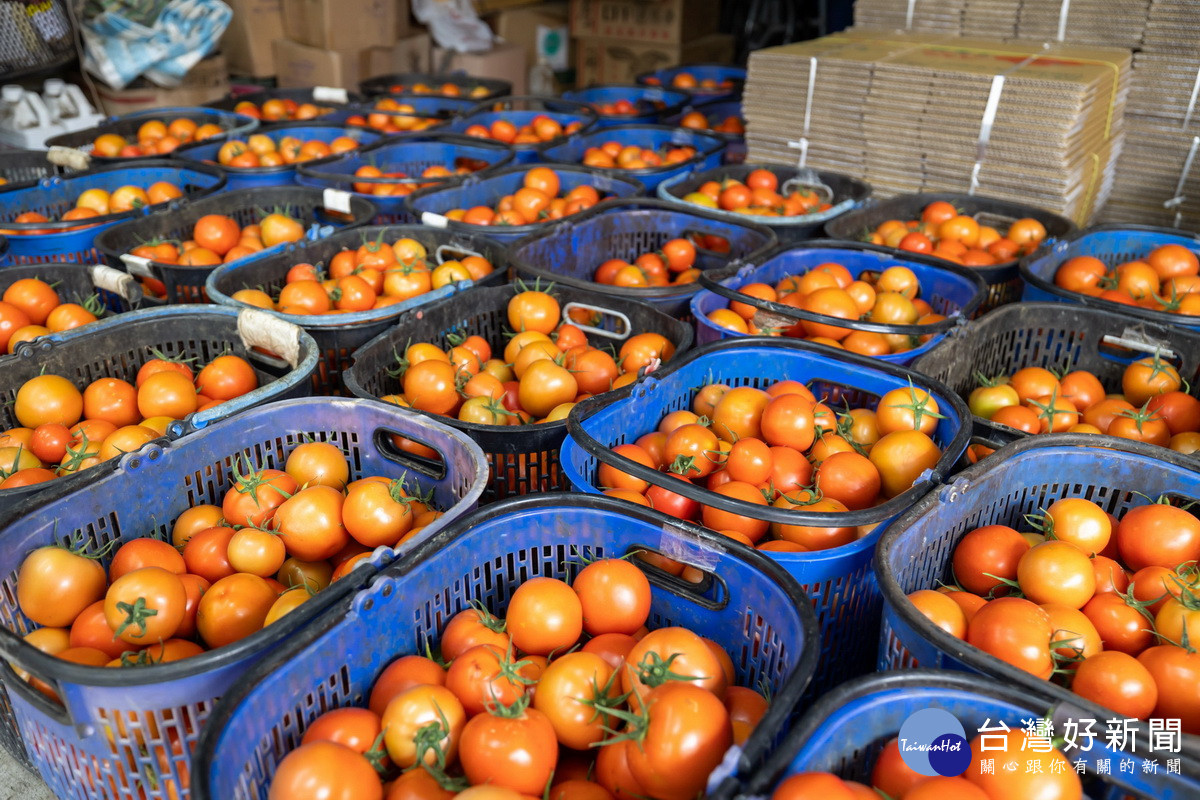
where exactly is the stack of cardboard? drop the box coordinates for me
[742,32,1131,224]
[569,0,734,86]
[270,0,416,89]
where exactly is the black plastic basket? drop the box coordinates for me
[343,283,693,502]
[446,95,601,163]
[204,86,366,114]
[44,107,259,166]
[0,261,142,317]
[0,149,62,186]
[911,301,1200,455]
[206,224,509,394]
[93,186,377,303]
[358,72,512,100]
[826,192,1078,315]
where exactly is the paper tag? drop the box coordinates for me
[120,253,155,279]
[323,188,352,214]
[46,145,90,171]
[1102,333,1177,360]
[237,308,302,368]
[312,86,349,104]
[89,265,138,305]
[421,212,449,229]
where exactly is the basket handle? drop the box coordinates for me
[46,146,91,171]
[0,630,78,729]
[120,253,158,281]
[1100,331,1176,360]
[434,243,482,266]
[560,301,633,341]
[237,308,303,368]
[89,265,142,308]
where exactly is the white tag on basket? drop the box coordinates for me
[312,86,349,104]
[120,253,155,279]
[323,188,353,214]
[89,265,139,305]
[1102,333,1176,360]
[659,523,721,571]
[237,308,302,368]
[47,146,91,171]
[422,212,450,229]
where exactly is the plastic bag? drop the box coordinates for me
[413,0,493,54]
[81,0,231,89]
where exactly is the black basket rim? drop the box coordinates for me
[537,122,728,177]
[456,95,601,150]
[565,335,973,526]
[559,85,692,119]
[658,164,872,225]
[357,72,512,98]
[295,133,516,187]
[203,87,367,110]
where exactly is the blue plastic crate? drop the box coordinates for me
[358,72,511,101]
[560,84,691,127]
[637,64,746,101]
[446,95,600,163]
[732,670,1196,800]
[561,338,972,695]
[404,163,644,244]
[295,135,516,224]
[662,98,745,141]
[192,493,820,800]
[508,196,777,317]
[44,107,259,165]
[172,123,384,191]
[206,224,509,394]
[0,396,487,800]
[0,160,226,265]
[690,241,988,365]
[875,433,1200,775]
[1021,224,1200,331]
[539,123,727,191]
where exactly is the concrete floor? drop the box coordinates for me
[0,748,54,800]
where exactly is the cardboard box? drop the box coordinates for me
[281,0,398,52]
[273,39,368,90]
[570,0,720,44]
[490,2,569,71]
[222,0,285,77]
[364,32,433,77]
[475,0,542,14]
[96,54,229,115]
[431,40,529,94]
[574,32,732,86]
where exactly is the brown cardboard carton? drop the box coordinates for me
[490,2,569,71]
[281,0,396,52]
[569,0,720,44]
[574,32,732,86]
[222,0,285,77]
[273,39,368,90]
[431,41,529,94]
[96,54,229,115]
[475,0,542,12]
[364,32,433,78]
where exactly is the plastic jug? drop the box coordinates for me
[0,85,52,135]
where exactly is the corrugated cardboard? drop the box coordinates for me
[476,0,542,12]
[431,40,529,94]
[96,54,229,115]
[222,0,285,77]
[574,32,733,85]
[490,2,569,70]
[364,32,433,77]
[273,39,368,90]
[280,0,397,52]
[569,0,720,44]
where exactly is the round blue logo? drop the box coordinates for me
[897,708,971,777]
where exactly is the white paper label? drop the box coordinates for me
[323,188,352,214]
[421,212,449,229]
[312,86,349,104]
[120,253,154,278]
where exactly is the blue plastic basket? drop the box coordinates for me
[637,64,746,101]
[539,123,727,191]
[447,95,600,163]
[358,72,512,101]
[1021,224,1200,331]
[508,196,777,317]
[659,164,873,242]
[404,163,644,244]
[691,241,989,365]
[733,670,1197,800]
[560,84,691,127]
[44,107,259,165]
[315,102,450,137]
[0,160,226,266]
[359,93,479,118]
[562,338,972,695]
[662,98,746,163]
[171,122,384,191]
[206,224,509,394]
[204,86,366,114]
[93,186,377,304]
[0,396,487,800]
[192,493,821,800]
[295,135,516,224]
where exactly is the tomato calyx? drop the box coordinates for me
[1113,400,1165,435]
[973,370,1009,388]
[230,455,295,508]
[630,651,705,690]
[147,346,197,369]
[1113,584,1163,624]
[407,705,470,791]
[978,572,1024,601]
[117,645,165,668]
[886,380,948,430]
[1023,507,1057,540]
[467,600,507,635]
[362,730,390,775]
[112,595,159,640]
[81,293,107,318]
[492,639,540,689]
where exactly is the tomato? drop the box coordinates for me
[268,741,382,800]
[1070,650,1157,719]
[197,354,259,400]
[701,480,769,542]
[342,479,414,548]
[869,737,926,798]
[1017,541,1095,608]
[770,773,855,800]
[274,485,350,561]
[227,527,288,577]
[368,655,447,717]
[901,776,988,800]
[965,729,1081,800]
[1147,391,1200,435]
[440,607,510,662]
[459,702,558,794]
[67,600,127,659]
[1090,555,1129,595]
[533,651,618,749]
[1077,593,1153,657]
[506,577,582,655]
[223,467,298,528]
[758,394,816,451]
[868,430,941,498]
[623,626,726,702]
[876,387,943,435]
[815,451,880,511]
[109,538,186,580]
[444,643,528,716]
[708,387,769,443]
[104,567,186,645]
[951,525,1029,597]
[1117,503,1200,571]
[17,545,107,628]
[508,290,560,335]
[625,682,732,800]
[908,589,967,638]
[1040,497,1111,556]
[183,525,237,582]
[572,558,651,636]
[519,360,578,419]
[1138,644,1200,734]
[966,597,1054,678]
[1041,602,1102,665]
[195,572,275,649]
[620,333,676,377]
[302,707,384,756]
[284,441,350,489]
[15,374,83,428]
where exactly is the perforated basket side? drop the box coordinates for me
[0,150,61,185]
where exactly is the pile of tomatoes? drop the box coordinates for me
[773,729,1083,800]
[589,98,666,116]
[378,287,675,426]
[230,98,332,121]
[127,210,305,276]
[581,141,696,170]
[462,115,583,146]
[12,440,444,689]
[681,169,830,218]
[349,158,493,199]
[967,355,1199,457]
[90,117,226,158]
[0,352,258,489]
[0,277,104,351]
[380,82,492,98]
[1052,243,1200,317]
[593,237,701,287]
[908,494,1200,733]
[268,559,765,800]
[213,134,361,169]
[343,99,444,134]
[679,108,745,135]
[230,236,495,316]
[869,201,1048,267]
[644,72,737,92]
[706,263,945,357]
[598,379,946,552]
[0,181,183,233]
[443,167,604,227]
